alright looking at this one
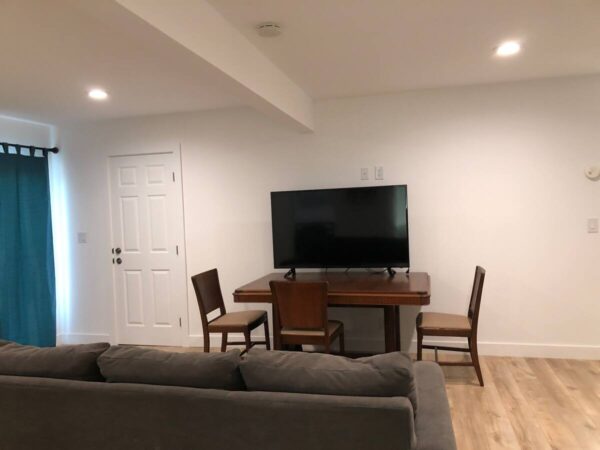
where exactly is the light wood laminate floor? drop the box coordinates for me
[148,346,599,450]
[432,353,600,450]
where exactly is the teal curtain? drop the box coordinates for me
[0,149,56,346]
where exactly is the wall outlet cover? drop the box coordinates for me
[360,167,369,180]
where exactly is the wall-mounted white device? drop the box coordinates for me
[584,166,600,181]
[256,22,282,37]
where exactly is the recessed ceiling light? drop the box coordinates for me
[88,88,108,100]
[256,22,282,37]
[495,41,521,57]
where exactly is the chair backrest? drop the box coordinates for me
[467,266,486,334]
[269,281,329,333]
[191,269,226,327]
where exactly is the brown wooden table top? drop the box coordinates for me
[233,271,430,306]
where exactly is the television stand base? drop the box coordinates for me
[386,267,396,277]
[284,268,296,279]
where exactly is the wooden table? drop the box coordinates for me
[233,271,430,352]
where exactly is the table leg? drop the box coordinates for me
[272,304,281,350]
[394,305,401,351]
[384,306,401,352]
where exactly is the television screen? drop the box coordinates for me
[270,185,409,269]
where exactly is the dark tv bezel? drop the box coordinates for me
[270,184,410,270]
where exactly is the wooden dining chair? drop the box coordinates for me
[191,269,270,355]
[269,280,344,354]
[416,266,486,386]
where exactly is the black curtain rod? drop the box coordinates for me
[0,141,59,154]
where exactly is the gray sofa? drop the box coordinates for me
[0,343,456,450]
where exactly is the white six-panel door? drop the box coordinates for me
[109,152,186,346]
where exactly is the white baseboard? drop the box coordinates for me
[408,338,600,360]
[187,333,269,349]
[342,337,600,359]
[188,335,599,359]
[57,332,599,360]
[57,333,112,345]
[185,335,384,352]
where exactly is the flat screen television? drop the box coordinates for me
[271,185,409,271]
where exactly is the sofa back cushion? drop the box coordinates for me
[98,346,244,390]
[0,342,109,381]
[240,349,417,412]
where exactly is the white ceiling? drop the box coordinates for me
[0,0,243,125]
[209,0,600,99]
[2,0,600,126]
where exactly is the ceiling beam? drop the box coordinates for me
[116,0,314,132]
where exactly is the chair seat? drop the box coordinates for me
[208,310,266,331]
[418,312,471,332]
[281,320,343,337]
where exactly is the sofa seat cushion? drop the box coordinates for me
[98,346,245,390]
[240,349,417,412]
[0,341,109,381]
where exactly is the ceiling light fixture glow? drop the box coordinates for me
[88,88,108,100]
[495,41,521,57]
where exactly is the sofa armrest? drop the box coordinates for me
[414,362,457,450]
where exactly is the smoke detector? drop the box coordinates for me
[585,166,600,181]
[256,22,282,37]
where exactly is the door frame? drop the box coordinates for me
[106,147,189,346]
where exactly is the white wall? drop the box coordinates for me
[55,75,600,358]
[0,115,52,147]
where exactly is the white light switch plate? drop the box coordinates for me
[375,166,384,180]
[360,168,369,180]
[588,218,599,233]
[77,232,87,244]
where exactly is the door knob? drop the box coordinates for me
[116,258,122,265]
[115,248,122,255]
